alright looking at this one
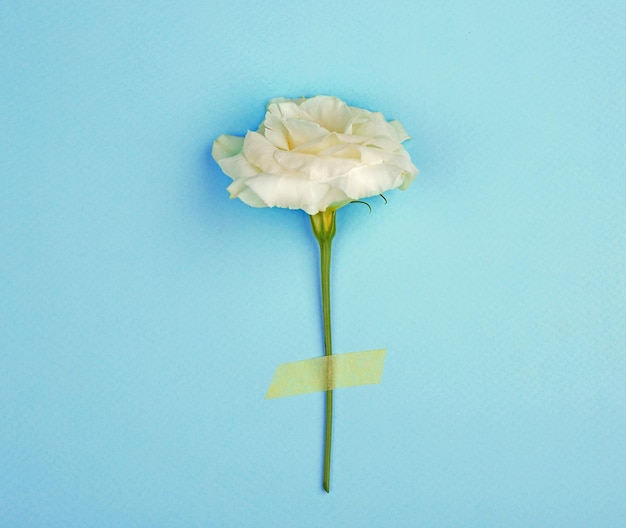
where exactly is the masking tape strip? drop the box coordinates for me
[265,349,386,399]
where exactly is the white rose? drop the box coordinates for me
[212,95,418,215]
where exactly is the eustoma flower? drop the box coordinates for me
[212,95,417,492]
[213,95,416,214]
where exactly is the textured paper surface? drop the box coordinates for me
[3,2,626,525]
[265,349,386,399]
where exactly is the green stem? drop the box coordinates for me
[310,210,337,494]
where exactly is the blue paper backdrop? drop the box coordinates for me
[2,1,625,526]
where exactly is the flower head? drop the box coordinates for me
[212,95,418,215]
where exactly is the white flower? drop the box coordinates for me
[212,95,418,215]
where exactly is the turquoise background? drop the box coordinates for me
[2,1,625,526]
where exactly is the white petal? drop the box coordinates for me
[218,152,260,179]
[274,150,360,182]
[245,172,330,213]
[334,163,405,199]
[267,99,311,120]
[212,134,244,161]
[283,117,327,146]
[242,131,283,173]
[362,136,402,151]
[357,146,417,175]
[389,119,411,142]
[263,113,290,150]
[318,187,351,211]
[292,133,342,155]
[335,132,372,145]
[300,96,352,133]
[356,145,389,165]
[226,181,268,208]
[398,169,417,190]
[394,152,419,176]
[319,143,361,160]
[351,112,397,139]
[344,108,369,134]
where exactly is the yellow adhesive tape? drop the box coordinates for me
[265,349,386,399]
